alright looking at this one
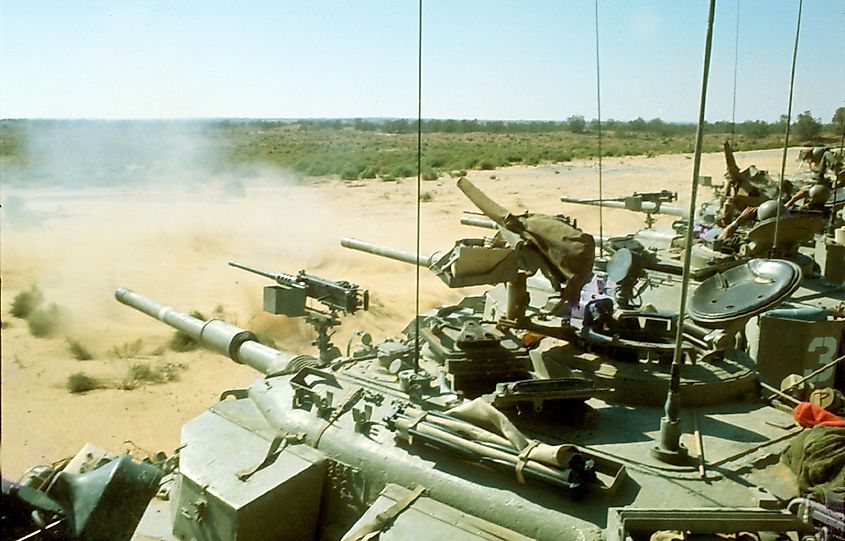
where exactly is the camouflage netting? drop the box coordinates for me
[781,426,845,499]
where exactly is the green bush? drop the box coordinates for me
[170,332,199,352]
[462,157,479,170]
[419,191,434,202]
[421,169,438,181]
[121,362,185,389]
[67,372,101,393]
[477,160,495,170]
[391,165,414,178]
[128,362,165,383]
[340,164,364,180]
[110,338,143,358]
[67,338,93,360]
[170,310,205,352]
[27,303,63,337]
[359,166,378,179]
[306,161,333,176]
[10,285,44,319]
[793,111,822,142]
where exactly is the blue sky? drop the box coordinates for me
[1,0,842,122]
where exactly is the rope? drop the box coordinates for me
[594,0,604,257]
[772,0,804,258]
[414,0,423,373]
[670,0,717,387]
[730,0,741,146]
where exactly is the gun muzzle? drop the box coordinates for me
[460,216,498,230]
[115,288,299,375]
[341,237,435,267]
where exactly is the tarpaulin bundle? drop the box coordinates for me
[781,424,845,498]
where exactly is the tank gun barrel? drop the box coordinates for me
[341,237,435,267]
[115,288,297,375]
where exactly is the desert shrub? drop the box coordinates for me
[306,161,332,176]
[27,304,63,337]
[421,169,438,181]
[10,285,44,319]
[340,164,364,180]
[110,338,144,358]
[391,165,414,178]
[170,310,205,352]
[159,362,186,382]
[462,157,479,170]
[793,111,822,142]
[379,174,396,182]
[419,191,434,203]
[170,332,198,352]
[128,362,165,383]
[477,160,495,170]
[120,362,185,390]
[67,338,93,360]
[358,166,378,179]
[67,372,101,393]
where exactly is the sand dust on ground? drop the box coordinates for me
[0,147,802,477]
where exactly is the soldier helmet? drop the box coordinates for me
[756,200,783,221]
[808,183,831,205]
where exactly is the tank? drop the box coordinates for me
[5,178,843,541]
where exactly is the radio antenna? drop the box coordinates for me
[652,0,716,464]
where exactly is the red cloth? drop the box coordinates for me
[794,402,845,428]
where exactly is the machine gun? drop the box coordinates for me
[229,261,368,364]
[561,190,683,228]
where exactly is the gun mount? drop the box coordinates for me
[229,261,368,364]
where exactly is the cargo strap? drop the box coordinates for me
[341,485,427,541]
[515,440,541,484]
[236,430,304,481]
[314,388,365,447]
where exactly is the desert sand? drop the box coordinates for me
[0,147,802,478]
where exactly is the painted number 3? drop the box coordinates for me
[806,336,837,382]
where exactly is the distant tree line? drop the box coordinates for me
[288,107,844,143]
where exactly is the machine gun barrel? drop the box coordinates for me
[115,288,297,375]
[229,260,297,286]
[341,237,435,267]
[560,196,686,217]
[460,216,499,230]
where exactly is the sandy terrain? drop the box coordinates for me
[0,147,803,478]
